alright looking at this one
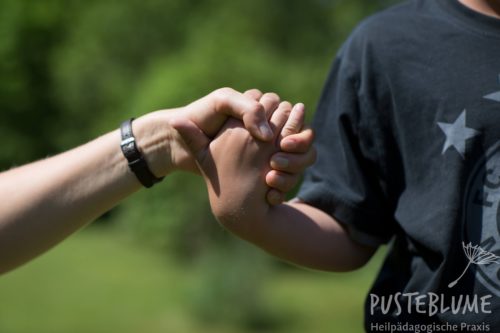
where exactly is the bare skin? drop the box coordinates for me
[175,93,376,272]
[177,1,500,273]
[460,0,500,18]
[0,88,314,274]
[176,1,500,274]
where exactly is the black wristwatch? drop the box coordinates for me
[120,118,164,188]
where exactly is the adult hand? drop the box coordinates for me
[163,88,315,205]
[164,88,273,173]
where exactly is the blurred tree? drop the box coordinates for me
[0,0,398,329]
[0,0,67,167]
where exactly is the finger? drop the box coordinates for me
[169,117,210,160]
[280,127,315,153]
[258,92,281,120]
[210,87,273,141]
[265,169,300,193]
[266,189,285,206]
[269,101,293,140]
[269,148,317,173]
[281,103,305,138]
[243,89,263,101]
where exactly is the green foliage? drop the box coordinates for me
[0,0,398,167]
[0,0,398,330]
[0,0,67,165]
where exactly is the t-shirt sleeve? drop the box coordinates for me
[297,43,398,247]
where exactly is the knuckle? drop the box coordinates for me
[245,88,262,95]
[212,87,234,107]
[283,121,300,135]
[247,101,264,116]
[279,101,293,119]
[281,126,295,137]
[262,92,280,103]
[215,87,234,95]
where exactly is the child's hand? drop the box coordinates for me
[266,105,315,205]
[238,89,316,206]
[173,91,313,224]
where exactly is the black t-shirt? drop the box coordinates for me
[297,0,500,330]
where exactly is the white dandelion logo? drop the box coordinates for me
[448,242,500,288]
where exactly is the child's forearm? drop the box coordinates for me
[199,101,365,271]
[217,201,377,272]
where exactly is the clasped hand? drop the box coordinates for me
[170,88,316,206]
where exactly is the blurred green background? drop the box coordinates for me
[0,0,397,332]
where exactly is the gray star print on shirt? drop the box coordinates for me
[483,74,500,103]
[437,110,480,159]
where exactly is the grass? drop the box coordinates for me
[0,228,384,333]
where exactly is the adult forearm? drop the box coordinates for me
[0,87,314,274]
[218,201,376,272]
[0,112,173,273]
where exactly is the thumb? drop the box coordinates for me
[170,116,219,194]
[170,117,209,160]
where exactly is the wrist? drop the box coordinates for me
[131,110,178,178]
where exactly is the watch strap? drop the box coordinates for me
[120,118,164,188]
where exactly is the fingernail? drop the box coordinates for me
[294,103,305,113]
[271,156,289,169]
[259,124,273,140]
